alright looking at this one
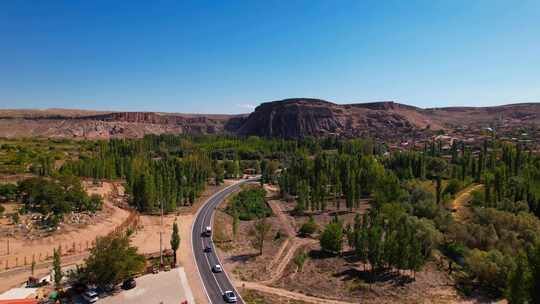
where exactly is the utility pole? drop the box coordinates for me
[159,200,163,268]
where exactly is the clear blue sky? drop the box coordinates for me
[1,1,539,114]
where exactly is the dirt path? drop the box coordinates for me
[451,184,483,221]
[0,181,130,293]
[263,238,316,284]
[264,199,318,283]
[267,200,297,237]
[245,195,321,298]
[221,185,350,304]
[236,281,357,304]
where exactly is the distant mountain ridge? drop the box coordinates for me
[0,99,538,139]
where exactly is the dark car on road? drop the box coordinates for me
[204,246,212,253]
[122,278,136,290]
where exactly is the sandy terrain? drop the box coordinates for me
[213,195,288,283]
[0,177,239,302]
[272,242,468,304]
[0,181,130,293]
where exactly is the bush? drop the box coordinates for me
[465,249,514,292]
[320,222,343,255]
[17,176,97,221]
[0,184,17,202]
[293,251,308,272]
[226,188,272,220]
[11,212,19,224]
[298,216,319,237]
[82,233,145,288]
[444,179,463,196]
[86,194,103,212]
[470,189,484,207]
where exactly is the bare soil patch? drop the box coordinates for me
[225,184,477,304]
[240,288,310,304]
[214,200,287,282]
[273,242,468,304]
[0,181,129,292]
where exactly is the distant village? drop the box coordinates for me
[386,122,539,154]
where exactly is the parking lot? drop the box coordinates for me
[98,267,193,304]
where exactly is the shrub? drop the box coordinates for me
[226,188,272,220]
[444,179,463,196]
[320,222,343,255]
[293,251,308,272]
[465,249,514,292]
[298,216,319,237]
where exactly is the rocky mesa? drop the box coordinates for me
[0,99,539,140]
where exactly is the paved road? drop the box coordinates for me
[192,179,256,304]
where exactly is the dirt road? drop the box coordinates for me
[236,281,356,304]
[451,184,483,221]
[0,181,130,293]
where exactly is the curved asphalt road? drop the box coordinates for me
[192,179,257,304]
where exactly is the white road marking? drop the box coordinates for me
[191,179,258,304]
[201,196,224,294]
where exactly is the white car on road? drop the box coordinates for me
[212,264,222,273]
[223,290,238,303]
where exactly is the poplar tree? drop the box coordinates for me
[170,221,180,266]
[53,247,62,287]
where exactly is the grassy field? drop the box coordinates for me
[0,138,88,174]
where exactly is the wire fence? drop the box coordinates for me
[0,210,139,272]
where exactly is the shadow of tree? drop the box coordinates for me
[308,249,336,260]
[306,249,416,286]
[333,267,415,285]
[227,253,258,263]
[329,210,353,217]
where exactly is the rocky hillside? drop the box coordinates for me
[0,109,246,139]
[0,99,538,139]
[236,99,443,139]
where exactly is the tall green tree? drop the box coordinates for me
[250,217,272,255]
[530,245,540,304]
[85,233,145,288]
[435,175,442,205]
[320,221,343,255]
[53,247,63,287]
[170,221,180,266]
[505,253,531,304]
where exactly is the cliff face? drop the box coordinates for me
[0,100,538,140]
[0,109,245,139]
[237,99,343,138]
[237,99,437,139]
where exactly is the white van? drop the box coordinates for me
[204,226,212,236]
